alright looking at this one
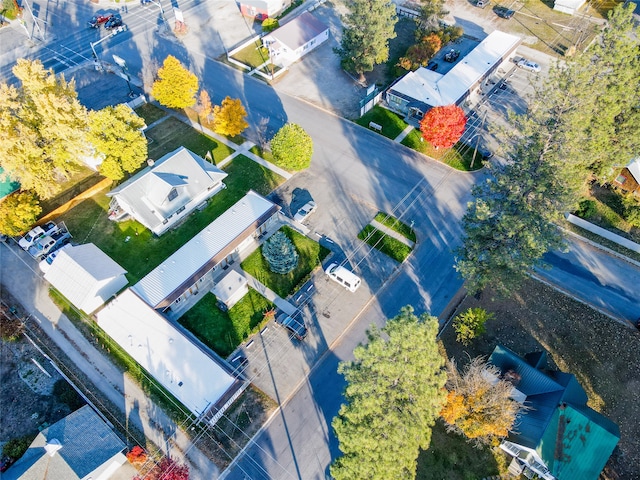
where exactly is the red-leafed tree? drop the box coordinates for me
[419,105,467,149]
[134,457,189,480]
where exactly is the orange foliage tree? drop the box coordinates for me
[126,446,147,465]
[419,105,467,149]
[398,33,442,70]
[441,357,524,446]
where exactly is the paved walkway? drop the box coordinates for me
[370,219,415,248]
[393,124,414,143]
[151,103,293,179]
[234,266,298,316]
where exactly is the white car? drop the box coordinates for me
[293,201,317,223]
[18,221,58,250]
[517,59,541,73]
[325,263,361,292]
[38,244,70,273]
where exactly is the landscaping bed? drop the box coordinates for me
[240,226,330,298]
[358,224,412,263]
[429,277,640,479]
[178,289,274,357]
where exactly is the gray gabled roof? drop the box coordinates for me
[3,405,125,480]
[266,12,328,51]
[107,147,227,231]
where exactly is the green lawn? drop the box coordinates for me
[135,103,167,126]
[145,116,235,164]
[356,106,407,140]
[58,155,286,283]
[178,289,274,357]
[401,130,483,171]
[358,224,412,263]
[231,41,270,68]
[241,226,330,298]
[416,421,503,480]
[374,211,416,242]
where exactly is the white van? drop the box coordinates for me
[325,263,361,292]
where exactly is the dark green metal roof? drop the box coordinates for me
[537,404,620,480]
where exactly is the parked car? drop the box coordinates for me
[494,5,515,18]
[275,311,308,341]
[476,0,490,8]
[38,244,71,273]
[427,61,438,71]
[104,14,123,29]
[28,230,71,260]
[444,49,460,62]
[88,13,113,28]
[18,221,58,250]
[0,456,14,473]
[517,58,541,73]
[293,201,317,223]
[325,263,361,292]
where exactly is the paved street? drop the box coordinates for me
[2,1,640,479]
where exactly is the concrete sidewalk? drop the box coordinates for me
[370,219,415,248]
[237,267,298,316]
[0,242,217,479]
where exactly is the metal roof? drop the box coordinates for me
[132,190,278,307]
[96,289,237,417]
[44,243,128,314]
[264,12,328,50]
[388,30,521,107]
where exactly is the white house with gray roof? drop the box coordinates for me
[262,12,329,68]
[96,289,244,421]
[44,243,128,314]
[3,405,129,480]
[107,146,228,236]
[386,30,521,119]
[132,190,280,315]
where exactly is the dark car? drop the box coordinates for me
[494,5,515,18]
[0,456,14,473]
[427,61,438,71]
[444,49,460,62]
[104,14,123,29]
[275,311,308,341]
[88,13,113,28]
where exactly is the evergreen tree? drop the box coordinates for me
[212,97,249,137]
[441,357,523,447]
[88,104,148,181]
[418,0,448,30]
[270,123,313,171]
[0,59,89,199]
[262,231,298,274]
[151,55,199,109]
[336,0,397,83]
[331,306,447,480]
[0,192,41,236]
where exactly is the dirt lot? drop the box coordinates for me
[439,278,640,479]
[0,302,80,453]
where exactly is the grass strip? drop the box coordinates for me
[358,224,412,262]
[374,211,416,242]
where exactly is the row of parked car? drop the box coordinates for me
[18,222,72,268]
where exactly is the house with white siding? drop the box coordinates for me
[262,12,329,68]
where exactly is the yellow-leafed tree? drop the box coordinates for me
[212,96,248,137]
[441,357,523,447]
[151,55,199,109]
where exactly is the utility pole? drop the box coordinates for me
[89,26,126,72]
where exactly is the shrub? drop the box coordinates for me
[453,307,493,345]
[621,193,640,228]
[53,379,85,410]
[575,199,597,218]
[3,436,32,459]
[262,18,279,32]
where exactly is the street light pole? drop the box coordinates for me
[89,26,126,72]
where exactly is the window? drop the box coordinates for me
[167,188,178,202]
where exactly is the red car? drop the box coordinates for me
[88,13,113,28]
